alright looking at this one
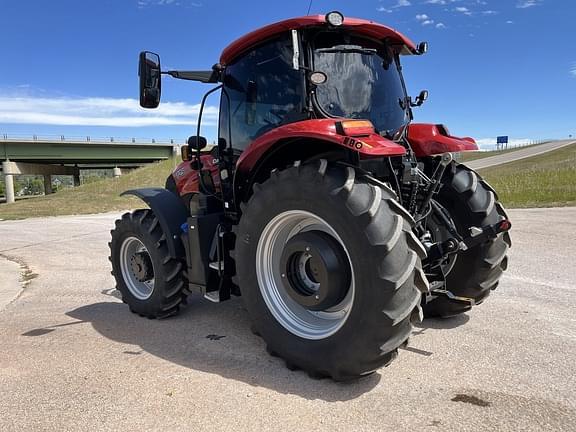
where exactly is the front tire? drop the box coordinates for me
[423,163,511,318]
[109,209,187,318]
[235,161,429,380]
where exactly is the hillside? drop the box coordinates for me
[0,159,176,220]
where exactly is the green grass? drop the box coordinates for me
[0,159,176,220]
[479,143,576,208]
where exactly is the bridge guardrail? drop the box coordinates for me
[1,133,186,145]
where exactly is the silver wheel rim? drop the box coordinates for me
[256,210,354,340]
[120,236,155,300]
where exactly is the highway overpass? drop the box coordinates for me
[1,135,179,203]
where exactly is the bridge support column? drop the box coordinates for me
[73,173,81,187]
[44,175,53,195]
[2,161,15,204]
[113,167,122,178]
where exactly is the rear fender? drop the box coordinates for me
[234,119,406,202]
[236,119,406,173]
[408,123,478,157]
[121,188,188,259]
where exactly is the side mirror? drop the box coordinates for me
[188,135,207,151]
[417,41,428,55]
[414,90,429,107]
[139,51,161,108]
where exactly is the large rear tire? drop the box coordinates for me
[423,163,511,318]
[109,209,187,318]
[235,161,429,380]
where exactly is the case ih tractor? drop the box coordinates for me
[109,12,511,380]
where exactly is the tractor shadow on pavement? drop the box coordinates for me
[419,314,470,330]
[66,294,381,401]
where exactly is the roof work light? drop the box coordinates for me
[325,11,344,26]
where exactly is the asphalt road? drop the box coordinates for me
[466,140,575,170]
[1,209,575,431]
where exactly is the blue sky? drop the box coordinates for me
[1,0,575,148]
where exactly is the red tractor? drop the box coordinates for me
[110,12,511,380]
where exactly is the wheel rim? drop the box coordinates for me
[120,236,155,300]
[256,210,355,340]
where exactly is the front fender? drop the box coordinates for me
[408,123,478,157]
[121,188,188,259]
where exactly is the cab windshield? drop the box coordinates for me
[312,32,409,137]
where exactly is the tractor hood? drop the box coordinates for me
[220,15,418,65]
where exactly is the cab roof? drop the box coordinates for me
[219,15,418,65]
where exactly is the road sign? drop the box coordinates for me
[497,136,509,149]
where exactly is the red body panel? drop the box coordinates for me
[235,119,407,173]
[408,123,478,157]
[173,154,221,196]
[220,15,417,65]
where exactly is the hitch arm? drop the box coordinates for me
[462,219,512,250]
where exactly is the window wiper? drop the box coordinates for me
[316,45,377,55]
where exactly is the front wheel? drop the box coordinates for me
[423,163,511,318]
[235,161,429,380]
[109,209,187,318]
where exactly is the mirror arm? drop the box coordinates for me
[163,70,220,83]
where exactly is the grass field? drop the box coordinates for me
[0,143,574,220]
[479,143,576,208]
[0,159,175,220]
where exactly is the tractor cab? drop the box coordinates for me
[139,12,429,159]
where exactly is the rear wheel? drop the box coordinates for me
[235,160,429,380]
[109,209,187,318]
[423,163,511,317]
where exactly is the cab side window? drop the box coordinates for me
[221,34,304,151]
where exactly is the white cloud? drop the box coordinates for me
[436,22,446,28]
[138,0,201,8]
[482,10,498,15]
[425,0,462,4]
[393,0,412,8]
[421,19,435,25]
[570,63,576,78]
[506,20,514,24]
[454,6,472,15]
[378,1,411,13]
[0,96,218,127]
[416,14,429,20]
[517,0,543,8]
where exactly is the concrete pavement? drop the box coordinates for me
[0,209,575,431]
[0,256,23,310]
[466,140,575,170]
